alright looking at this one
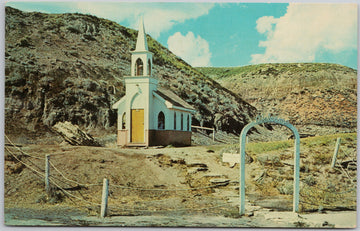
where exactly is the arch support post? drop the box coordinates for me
[293,134,300,212]
[239,130,247,215]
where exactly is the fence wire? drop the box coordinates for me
[5,135,45,160]
[5,146,45,177]
[108,202,229,213]
[48,159,228,191]
[49,160,103,187]
[48,177,102,206]
[110,182,230,191]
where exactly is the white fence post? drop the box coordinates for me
[45,154,50,194]
[331,137,341,168]
[100,178,109,218]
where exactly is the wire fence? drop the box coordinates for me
[4,135,357,217]
[109,182,231,191]
[4,137,235,216]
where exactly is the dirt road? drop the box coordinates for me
[5,206,356,227]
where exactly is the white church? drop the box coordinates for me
[112,18,195,147]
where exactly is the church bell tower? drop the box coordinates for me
[123,17,158,145]
[130,17,153,77]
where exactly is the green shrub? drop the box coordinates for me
[256,154,281,166]
[313,152,331,164]
[67,26,81,34]
[277,180,293,195]
[304,175,316,186]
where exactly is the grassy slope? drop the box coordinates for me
[197,63,356,81]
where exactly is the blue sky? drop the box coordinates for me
[5,1,358,69]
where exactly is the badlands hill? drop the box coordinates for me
[197,63,357,136]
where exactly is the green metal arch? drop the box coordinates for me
[239,116,300,215]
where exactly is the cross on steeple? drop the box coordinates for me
[135,16,148,52]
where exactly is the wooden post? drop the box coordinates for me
[212,129,215,142]
[45,154,50,194]
[100,178,109,218]
[331,138,341,168]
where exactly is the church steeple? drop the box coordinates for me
[135,16,148,52]
[130,16,153,77]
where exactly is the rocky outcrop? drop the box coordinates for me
[52,122,101,146]
[5,7,257,139]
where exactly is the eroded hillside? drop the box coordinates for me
[197,63,357,135]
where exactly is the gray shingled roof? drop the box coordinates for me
[155,87,195,111]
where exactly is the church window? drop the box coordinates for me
[174,112,177,130]
[187,115,190,131]
[135,58,143,76]
[181,114,183,130]
[158,111,165,130]
[148,59,151,75]
[122,112,126,129]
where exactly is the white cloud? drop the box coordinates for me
[256,16,278,35]
[74,2,214,38]
[7,2,213,38]
[167,32,212,67]
[251,3,357,64]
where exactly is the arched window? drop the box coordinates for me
[181,114,183,131]
[122,112,126,129]
[148,59,151,76]
[158,111,165,130]
[187,115,190,131]
[174,112,177,130]
[135,58,143,76]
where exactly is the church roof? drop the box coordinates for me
[155,87,195,111]
[135,16,148,52]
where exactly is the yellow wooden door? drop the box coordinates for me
[131,109,144,143]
